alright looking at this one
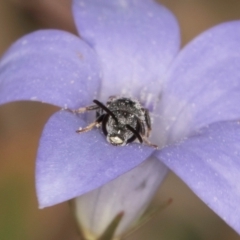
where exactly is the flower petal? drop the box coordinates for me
[74,157,168,237]
[36,110,155,208]
[155,21,240,145]
[73,0,180,106]
[155,120,240,234]
[0,30,100,109]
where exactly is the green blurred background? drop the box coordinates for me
[0,0,240,239]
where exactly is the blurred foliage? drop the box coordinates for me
[0,176,28,240]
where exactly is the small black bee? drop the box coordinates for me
[72,96,158,148]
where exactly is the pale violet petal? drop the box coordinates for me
[73,0,180,107]
[154,21,240,146]
[155,121,240,235]
[36,110,155,207]
[0,30,100,109]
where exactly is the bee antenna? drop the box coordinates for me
[93,100,118,123]
[126,124,143,143]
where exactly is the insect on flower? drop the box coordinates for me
[72,96,158,148]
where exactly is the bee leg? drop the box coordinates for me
[76,114,104,133]
[76,121,101,133]
[71,104,99,114]
[142,137,158,149]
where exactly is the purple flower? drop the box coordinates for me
[0,0,240,237]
